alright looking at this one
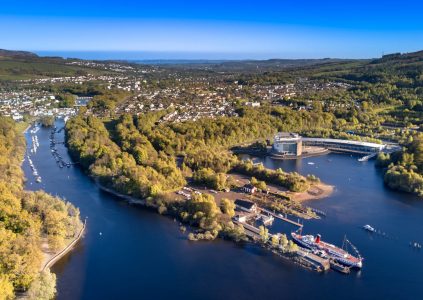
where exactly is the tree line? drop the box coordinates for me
[0,117,82,300]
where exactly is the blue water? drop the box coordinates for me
[24,122,423,300]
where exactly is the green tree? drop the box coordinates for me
[279,234,289,249]
[0,275,14,300]
[220,198,235,217]
[259,225,269,243]
[271,235,279,247]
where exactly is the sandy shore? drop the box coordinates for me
[38,220,86,273]
[288,183,334,202]
[228,172,334,202]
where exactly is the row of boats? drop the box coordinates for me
[50,127,73,168]
[30,134,39,154]
[28,126,42,183]
[27,154,42,183]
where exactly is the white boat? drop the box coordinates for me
[363,225,375,232]
[291,232,363,268]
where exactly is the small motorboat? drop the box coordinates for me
[363,225,375,233]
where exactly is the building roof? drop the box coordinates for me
[274,132,301,142]
[302,137,386,150]
[243,183,256,189]
[235,199,256,210]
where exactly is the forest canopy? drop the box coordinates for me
[0,117,82,299]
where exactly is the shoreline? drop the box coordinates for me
[228,172,334,202]
[41,219,86,272]
[288,182,335,202]
[95,178,150,206]
[16,220,86,300]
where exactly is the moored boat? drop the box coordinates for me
[291,231,363,268]
[363,224,375,232]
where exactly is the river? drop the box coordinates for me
[23,121,423,300]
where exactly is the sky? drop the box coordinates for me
[1,0,423,59]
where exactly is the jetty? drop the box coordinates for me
[296,248,330,271]
[260,208,303,227]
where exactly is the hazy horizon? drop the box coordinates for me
[34,50,385,61]
[2,0,423,59]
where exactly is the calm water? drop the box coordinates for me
[24,121,423,300]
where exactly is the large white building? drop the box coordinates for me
[272,132,303,156]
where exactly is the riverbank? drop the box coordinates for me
[95,178,150,206]
[41,220,86,272]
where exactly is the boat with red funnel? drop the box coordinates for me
[291,230,363,269]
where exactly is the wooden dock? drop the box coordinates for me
[260,208,303,227]
[233,220,262,239]
[296,248,330,271]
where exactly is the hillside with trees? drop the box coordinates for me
[377,132,423,196]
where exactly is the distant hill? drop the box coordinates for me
[336,50,423,82]
[0,49,112,81]
[0,49,38,59]
[144,57,357,72]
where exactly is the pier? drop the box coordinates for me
[233,219,330,272]
[296,249,330,271]
[260,208,303,227]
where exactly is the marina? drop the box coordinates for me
[49,126,75,168]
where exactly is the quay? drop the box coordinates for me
[233,219,262,239]
[296,248,330,271]
[233,218,330,272]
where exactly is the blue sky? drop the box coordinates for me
[1,0,423,59]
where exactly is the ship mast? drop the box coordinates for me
[343,235,362,260]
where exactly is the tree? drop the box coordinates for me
[0,275,14,300]
[279,234,289,250]
[57,93,75,108]
[215,173,228,190]
[220,198,235,217]
[27,270,56,300]
[259,225,269,243]
[271,235,279,247]
[39,116,55,127]
[287,240,299,253]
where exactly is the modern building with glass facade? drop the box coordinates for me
[272,132,302,156]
